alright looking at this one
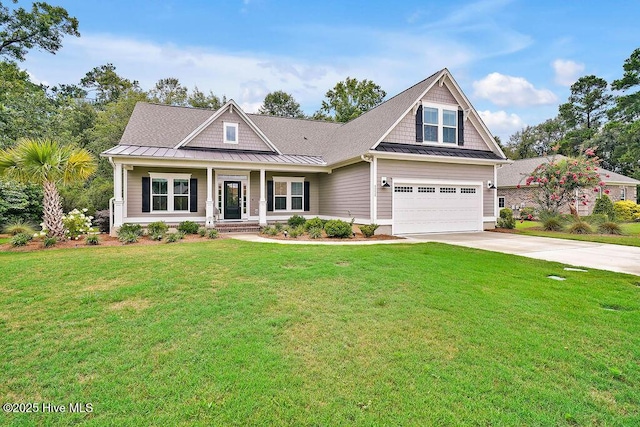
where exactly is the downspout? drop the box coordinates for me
[361,155,375,224]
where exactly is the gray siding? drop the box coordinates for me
[185,110,274,152]
[318,162,370,219]
[127,167,207,218]
[377,159,494,219]
[385,84,491,151]
[249,171,320,216]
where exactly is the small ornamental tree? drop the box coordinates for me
[523,147,604,218]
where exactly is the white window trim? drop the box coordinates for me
[621,187,626,201]
[422,102,459,145]
[272,176,305,212]
[148,172,192,213]
[223,122,239,144]
[498,196,505,208]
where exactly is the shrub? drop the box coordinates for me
[93,209,110,233]
[304,217,325,231]
[496,208,515,229]
[62,208,95,239]
[85,234,100,245]
[118,230,139,244]
[598,221,623,235]
[119,223,143,236]
[613,200,640,222]
[165,231,185,243]
[542,216,564,231]
[287,214,306,228]
[568,221,593,234]
[593,195,615,220]
[519,207,536,220]
[359,224,379,237]
[178,221,199,234]
[43,236,57,248]
[583,214,608,226]
[207,229,219,239]
[11,232,32,247]
[288,226,304,238]
[4,220,36,236]
[274,222,284,232]
[198,227,207,237]
[261,225,278,236]
[307,226,322,239]
[149,233,164,241]
[147,221,168,235]
[324,219,353,238]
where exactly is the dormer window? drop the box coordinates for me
[224,122,238,144]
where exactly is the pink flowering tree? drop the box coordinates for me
[522,147,605,218]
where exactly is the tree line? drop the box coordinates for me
[502,48,640,180]
[0,1,386,228]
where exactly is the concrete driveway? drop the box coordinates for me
[405,232,640,276]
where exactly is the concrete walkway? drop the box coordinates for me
[229,232,640,276]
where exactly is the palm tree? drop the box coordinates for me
[0,138,96,237]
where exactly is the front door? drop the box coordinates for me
[224,181,241,219]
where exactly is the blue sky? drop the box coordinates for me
[17,0,640,141]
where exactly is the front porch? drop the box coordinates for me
[110,161,322,232]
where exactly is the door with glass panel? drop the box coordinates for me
[224,181,241,219]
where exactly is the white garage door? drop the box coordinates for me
[393,184,482,234]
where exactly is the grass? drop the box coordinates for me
[515,221,640,247]
[1,240,639,425]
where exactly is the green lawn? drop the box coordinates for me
[515,221,640,247]
[1,240,639,426]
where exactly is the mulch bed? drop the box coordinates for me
[259,232,403,241]
[0,233,230,253]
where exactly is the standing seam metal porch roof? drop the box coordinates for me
[102,145,326,165]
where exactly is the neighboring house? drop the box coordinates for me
[497,156,640,216]
[102,68,509,235]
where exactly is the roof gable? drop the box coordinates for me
[175,99,281,154]
[373,69,505,158]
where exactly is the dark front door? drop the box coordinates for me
[224,181,241,219]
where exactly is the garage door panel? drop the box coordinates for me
[393,184,481,234]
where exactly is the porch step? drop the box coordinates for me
[215,222,261,233]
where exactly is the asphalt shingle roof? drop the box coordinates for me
[497,155,640,187]
[113,69,506,166]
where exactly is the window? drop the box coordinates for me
[423,107,438,142]
[621,187,627,201]
[460,188,476,194]
[422,103,458,144]
[273,177,305,211]
[394,186,413,193]
[152,179,168,211]
[149,173,190,212]
[274,181,287,210]
[440,187,456,193]
[498,197,505,208]
[418,187,435,193]
[223,122,238,144]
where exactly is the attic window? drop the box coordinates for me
[224,122,238,144]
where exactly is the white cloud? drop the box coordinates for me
[478,110,525,140]
[552,59,585,86]
[473,72,557,107]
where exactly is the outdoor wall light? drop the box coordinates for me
[487,180,496,189]
[381,177,391,187]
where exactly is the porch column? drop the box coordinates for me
[113,162,124,227]
[259,168,267,226]
[206,166,215,227]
